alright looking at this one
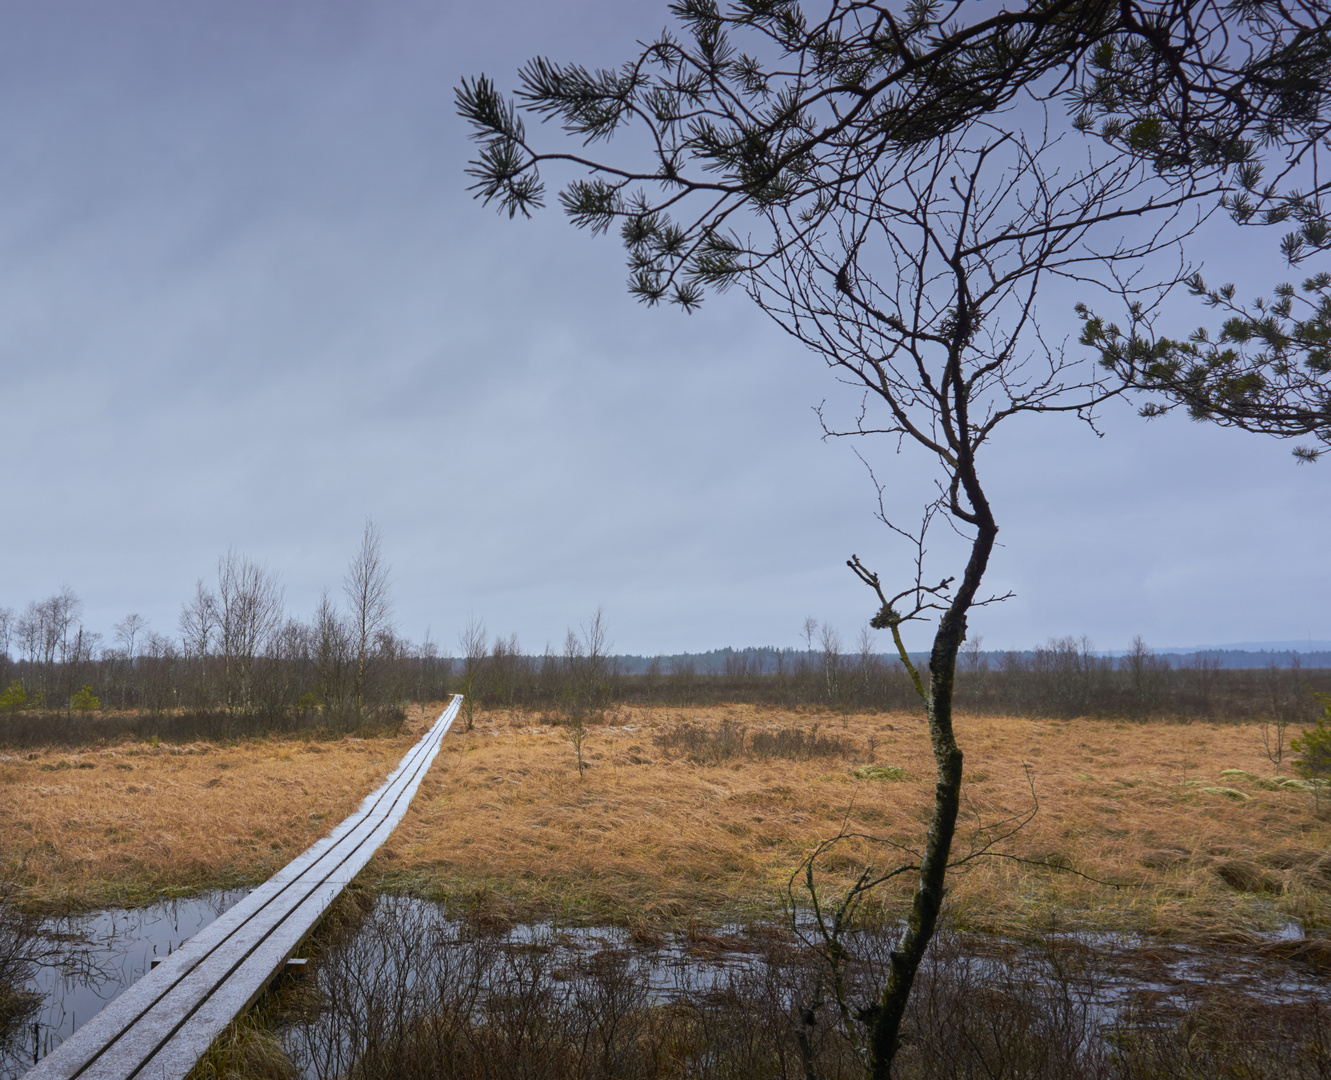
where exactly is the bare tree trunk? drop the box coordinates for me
[179,579,217,708]
[216,549,284,714]
[458,614,486,731]
[314,589,352,712]
[866,518,996,1078]
[345,519,392,712]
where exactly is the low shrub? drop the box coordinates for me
[852,764,907,781]
[1110,992,1331,1079]
[751,723,852,760]
[652,718,854,764]
[0,704,406,749]
[70,686,100,711]
[281,901,1331,1080]
[1292,693,1331,783]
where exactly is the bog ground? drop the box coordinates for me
[2,704,1328,939]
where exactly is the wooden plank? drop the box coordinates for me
[26,696,461,1080]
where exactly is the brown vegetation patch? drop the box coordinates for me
[1213,859,1284,895]
[383,706,1331,935]
[2,704,1330,937]
[0,708,436,911]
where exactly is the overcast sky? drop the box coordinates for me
[1,0,1326,657]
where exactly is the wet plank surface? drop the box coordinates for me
[27,696,461,1080]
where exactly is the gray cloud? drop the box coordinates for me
[1,0,1325,657]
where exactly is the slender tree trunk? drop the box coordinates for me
[867,515,997,1079]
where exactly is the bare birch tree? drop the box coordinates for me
[179,579,218,707]
[458,613,487,732]
[15,587,83,708]
[344,519,393,711]
[215,549,284,713]
[313,589,353,712]
[0,606,13,695]
[114,613,147,662]
[113,613,149,706]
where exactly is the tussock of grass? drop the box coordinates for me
[184,1012,298,1080]
[852,764,907,781]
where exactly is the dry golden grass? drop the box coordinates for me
[0,714,424,912]
[386,705,1331,938]
[3,703,1329,939]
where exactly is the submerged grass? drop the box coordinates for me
[2,704,1329,938]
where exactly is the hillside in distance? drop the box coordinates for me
[608,642,1331,674]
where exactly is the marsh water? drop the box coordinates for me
[0,890,248,1078]
[3,891,1328,1079]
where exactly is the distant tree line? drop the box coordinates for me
[1,572,1327,743]
[452,628,1329,727]
[0,524,455,740]
[615,643,1331,675]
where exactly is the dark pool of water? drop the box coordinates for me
[0,889,249,1079]
[4,891,1329,1079]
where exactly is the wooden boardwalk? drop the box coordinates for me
[27,696,461,1080]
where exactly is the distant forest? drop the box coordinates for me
[612,644,1331,675]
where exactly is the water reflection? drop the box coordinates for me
[278,897,1331,1079]
[0,890,248,1078]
